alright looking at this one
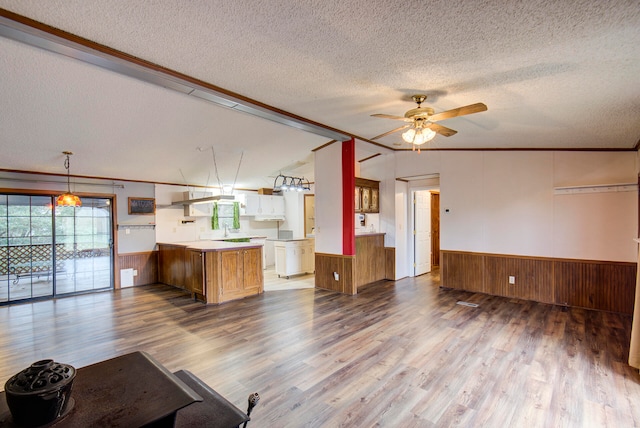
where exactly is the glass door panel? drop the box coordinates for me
[0,193,113,304]
[0,195,54,302]
[55,198,113,296]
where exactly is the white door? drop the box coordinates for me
[414,190,432,276]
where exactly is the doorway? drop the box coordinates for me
[410,187,441,277]
[304,194,315,237]
[0,194,114,304]
[413,190,432,276]
[431,191,440,268]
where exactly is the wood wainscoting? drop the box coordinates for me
[315,253,355,294]
[384,247,396,280]
[315,235,393,294]
[117,251,158,288]
[441,250,636,314]
[355,234,386,288]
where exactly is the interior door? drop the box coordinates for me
[431,192,440,268]
[414,190,432,276]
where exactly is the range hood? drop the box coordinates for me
[172,194,235,206]
[254,215,285,221]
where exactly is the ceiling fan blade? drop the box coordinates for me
[429,103,488,122]
[371,125,411,140]
[371,113,412,122]
[426,123,457,137]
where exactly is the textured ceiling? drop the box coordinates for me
[0,0,639,188]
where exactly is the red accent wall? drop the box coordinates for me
[342,139,355,255]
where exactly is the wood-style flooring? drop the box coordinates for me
[1,270,639,427]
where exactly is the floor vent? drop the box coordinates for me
[456,301,479,308]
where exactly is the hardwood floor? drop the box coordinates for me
[1,270,639,427]
[263,267,314,291]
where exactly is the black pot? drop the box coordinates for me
[4,359,76,427]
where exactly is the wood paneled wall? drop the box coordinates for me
[355,235,386,288]
[442,250,636,314]
[157,244,186,288]
[117,251,158,287]
[315,235,392,294]
[315,253,355,294]
[384,247,395,280]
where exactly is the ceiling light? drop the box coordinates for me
[273,175,310,193]
[401,122,436,153]
[56,151,82,207]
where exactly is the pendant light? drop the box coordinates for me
[272,174,310,192]
[56,151,82,207]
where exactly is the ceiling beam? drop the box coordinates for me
[0,8,353,142]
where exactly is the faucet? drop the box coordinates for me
[224,224,229,237]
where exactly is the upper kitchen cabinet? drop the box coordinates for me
[355,178,379,214]
[243,194,285,220]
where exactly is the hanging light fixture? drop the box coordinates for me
[401,119,436,153]
[272,174,311,193]
[56,151,82,207]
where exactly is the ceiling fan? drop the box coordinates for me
[371,95,488,152]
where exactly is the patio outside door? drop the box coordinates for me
[0,194,113,304]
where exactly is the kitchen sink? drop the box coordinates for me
[221,238,251,243]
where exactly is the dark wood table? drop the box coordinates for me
[0,351,202,427]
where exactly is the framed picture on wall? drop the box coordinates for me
[355,187,362,212]
[128,197,155,215]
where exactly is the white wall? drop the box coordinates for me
[314,143,343,254]
[385,150,637,263]
[115,181,156,253]
[395,180,409,279]
[281,189,314,239]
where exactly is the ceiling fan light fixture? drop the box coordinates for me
[413,128,436,146]
[372,94,487,153]
[402,126,436,146]
[402,128,416,143]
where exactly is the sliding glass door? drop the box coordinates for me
[0,194,113,304]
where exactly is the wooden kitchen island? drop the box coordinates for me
[158,241,263,304]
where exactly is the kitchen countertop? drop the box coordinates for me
[355,232,385,236]
[204,235,267,241]
[158,241,263,252]
[266,238,313,242]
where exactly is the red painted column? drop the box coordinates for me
[342,138,355,255]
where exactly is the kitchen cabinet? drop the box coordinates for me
[158,242,263,304]
[274,239,314,278]
[244,194,285,218]
[217,248,263,302]
[250,237,269,269]
[185,249,204,295]
[263,239,275,268]
[355,177,380,214]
